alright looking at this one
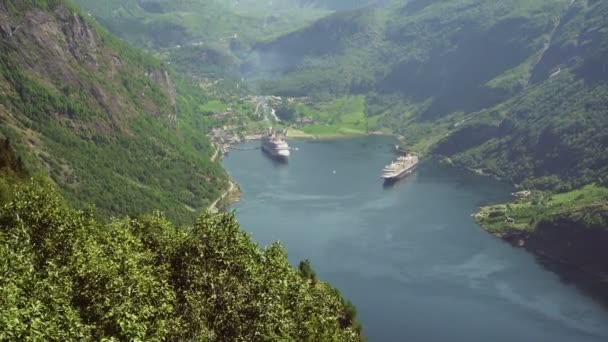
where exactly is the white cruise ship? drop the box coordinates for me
[261,129,290,160]
[381,154,418,184]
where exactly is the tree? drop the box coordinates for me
[0,180,363,341]
[299,258,317,283]
[275,98,296,121]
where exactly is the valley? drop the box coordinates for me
[1,0,607,341]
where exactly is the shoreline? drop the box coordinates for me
[478,221,608,284]
[440,155,515,186]
[221,135,608,305]
[286,128,394,141]
[218,132,397,210]
[208,180,241,213]
[221,135,512,213]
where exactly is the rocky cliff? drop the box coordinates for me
[0,0,227,224]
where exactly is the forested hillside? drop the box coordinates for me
[0,138,28,203]
[0,171,362,341]
[0,0,228,224]
[434,0,608,191]
[74,0,327,77]
[245,0,608,246]
[298,0,378,10]
[254,0,608,191]
[0,2,364,340]
[255,0,569,105]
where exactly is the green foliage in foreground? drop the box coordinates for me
[477,184,608,233]
[0,181,363,341]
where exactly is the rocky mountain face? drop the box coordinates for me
[0,2,177,128]
[0,1,227,223]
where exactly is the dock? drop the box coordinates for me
[229,146,260,151]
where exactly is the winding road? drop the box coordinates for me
[210,146,220,162]
[208,181,235,213]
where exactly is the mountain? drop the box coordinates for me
[433,0,608,191]
[299,0,380,10]
[254,0,608,190]
[255,0,569,106]
[0,0,229,224]
[0,2,364,340]
[249,0,608,264]
[73,0,328,77]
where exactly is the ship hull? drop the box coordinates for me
[382,164,417,185]
[261,144,289,161]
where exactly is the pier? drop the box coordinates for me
[230,146,260,151]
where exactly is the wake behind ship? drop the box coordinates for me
[382,154,419,184]
[261,129,290,161]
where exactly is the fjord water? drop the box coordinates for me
[223,137,608,342]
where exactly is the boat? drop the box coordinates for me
[261,129,290,161]
[381,154,419,184]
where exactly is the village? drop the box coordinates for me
[206,95,314,157]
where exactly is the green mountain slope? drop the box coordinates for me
[250,7,384,97]
[250,0,608,250]
[0,3,365,340]
[255,0,569,104]
[434,0,608,191]
[0,176,363,341]
[0,138,29,203]
[476,184,608,276]
[0,0,228,224]
[435,71,608,191]
[254,0,607,188]
[73,0,328,77]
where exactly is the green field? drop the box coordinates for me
[292,96,382,137]
[477,184,608,233]
[198,100,230,113]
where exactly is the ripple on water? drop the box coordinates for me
[224,137,608,342]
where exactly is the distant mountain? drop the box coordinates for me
[255,0,568,107]
[0,0,228,223]
[74,0,327,77]
[249,0,608,272]
[253,0,608,191]
[299,0,380,10]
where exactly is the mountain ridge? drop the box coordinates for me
[252,0,607,191]
[0,0,228,223]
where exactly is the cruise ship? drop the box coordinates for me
[261,129,290,160]
[381,154,419,184]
